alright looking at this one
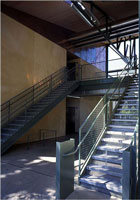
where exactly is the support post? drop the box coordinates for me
[106,45,108,78]
[56,139,75,199]
[122,149,131,199]
[138,1,140,198]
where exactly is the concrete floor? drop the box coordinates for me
[1,135,120,200]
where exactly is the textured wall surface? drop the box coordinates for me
[80,96,101,125]
[1,13,66,103]
[1,13,66,143]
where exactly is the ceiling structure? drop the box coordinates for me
[1,1,139,51]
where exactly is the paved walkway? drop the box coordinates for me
[1,135,119,200]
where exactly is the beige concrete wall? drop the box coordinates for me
[80,96,102,125]
[17,99,66,144]
[1,13,66,103]
[2,13,66,143]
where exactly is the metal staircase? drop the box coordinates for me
[1,66,79,154]
[80,75,138,197]
[72,60,139,198]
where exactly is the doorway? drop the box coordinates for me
[66,107,75,135]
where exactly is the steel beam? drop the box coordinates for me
[73,30,138,49]
[70,20,139,45]
[106,45,108,78]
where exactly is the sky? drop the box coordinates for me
[108,38,139,72]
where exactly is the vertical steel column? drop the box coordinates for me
[106,45,108,78]
[138,1,140,198]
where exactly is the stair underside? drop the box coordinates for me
[1,81,79,154]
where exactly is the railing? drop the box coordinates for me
[64,57,138,179]
[79,56,138,80]
[78,58,137,178]
[1,66,77,128]
[122,121,138,199]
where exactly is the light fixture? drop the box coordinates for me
[77,2,85,10]
[66,1,99,27]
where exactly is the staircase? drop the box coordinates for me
[79,75,138,197]
[1,67,79,154]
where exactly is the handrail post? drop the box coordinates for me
[50,75,52,93]
[33,86,35,104]
[78,128,81,184]
[8,101,10,123]
[81,65,82,80]
[25,98,27,122]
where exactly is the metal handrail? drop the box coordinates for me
[78,60,138,176]
[2,66,67,106]
[1,66,77,127]
[64,58,138,178]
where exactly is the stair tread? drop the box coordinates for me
[114,113,138,116]
[106,131,134,136]
[120,103,138,106]
[117,108,138,110]
[108,124,135,128]
[97,144,127,152]
[122,99,138,101]
[8,123,24,126]
[112,119,137,122]
[123,96,138,98]
[80,174,122,194]
[87,164,122,177]
[92,153,122,164]
[102,137,132,144]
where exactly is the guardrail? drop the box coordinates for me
[1,66,77,128]
[63,58,138,180]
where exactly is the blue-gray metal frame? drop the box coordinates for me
[106,45,108,78]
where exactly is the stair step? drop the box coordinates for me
[108,125,135,129]
[127,88,139,91]
[102,137,132,145]
[87,164,122,178]
[123,96,138,99]
[119,103,138,106]
[8,123,24,127]
[114,113,138,116]
[106,131,134,137]
[122,99,138,102]
[125,93,138,96]
[112,119,137,122]
[27,109,40,113]
[97,144,126,153]
[17,116,33,120]
[32,105,45,108]
[80,174,122,194]
[2,127,18,132]
[117,108,137,111]
[129,83,139,85]
[1,132,13,137]
[128,86,139,88]
[92,154,122,164]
